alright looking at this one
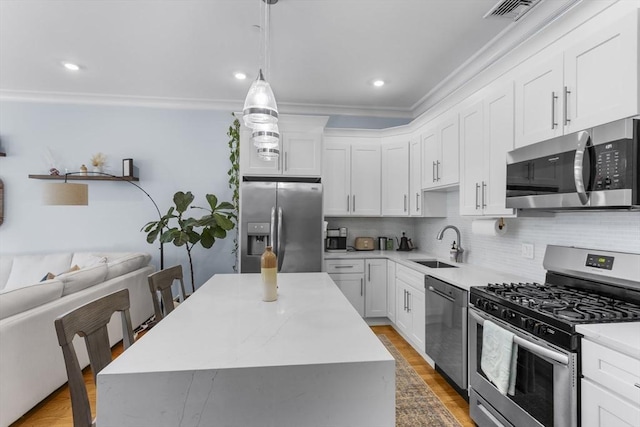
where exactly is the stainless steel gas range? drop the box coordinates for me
[468,245,640,427]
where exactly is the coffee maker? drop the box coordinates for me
[325,227,347,252]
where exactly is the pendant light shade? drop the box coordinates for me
[243,69,279,128]
[257,147,280,161]
[251,121,280,147]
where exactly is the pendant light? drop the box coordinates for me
[243,0,279,130]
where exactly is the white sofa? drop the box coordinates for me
[0,252,155,427]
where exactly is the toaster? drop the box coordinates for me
[354,237,375,251]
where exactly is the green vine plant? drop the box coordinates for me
[142,191,235,293]
[227,115,241,272]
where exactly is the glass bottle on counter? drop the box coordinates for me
[261,246,278,301]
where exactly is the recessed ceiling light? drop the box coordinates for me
[373,80,385,87]
[234,72,247,80]
[62,62,81,71]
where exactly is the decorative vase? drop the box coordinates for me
[260,246,277,302]
[92,166,103,173]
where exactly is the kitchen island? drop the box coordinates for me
[97,272,395,427]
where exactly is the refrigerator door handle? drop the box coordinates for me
[270,206,276,251]
[277,206,284,271]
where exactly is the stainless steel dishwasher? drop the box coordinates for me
[425,275,468,396]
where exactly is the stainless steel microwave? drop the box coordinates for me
[506,118,639,210]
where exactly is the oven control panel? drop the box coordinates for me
[585,253,614,270]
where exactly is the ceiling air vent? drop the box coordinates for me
[483,0,541,21]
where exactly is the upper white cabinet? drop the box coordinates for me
[421,113,459,190]
[515,11,639,148]
[381,138,409,216]
[241,115,328,177]
[460,81,515,216]
[323,138,381,216]
[408,136,422,216]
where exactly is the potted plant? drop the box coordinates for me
[142,191,235,293]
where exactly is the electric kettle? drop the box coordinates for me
[396,232,411,251]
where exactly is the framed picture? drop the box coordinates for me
[122,158,134,177]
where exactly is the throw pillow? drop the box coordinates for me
[59,263,108,296]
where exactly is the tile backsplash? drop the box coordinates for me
[326,191,640,282]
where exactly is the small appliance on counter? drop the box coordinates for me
[377,237,388,251]
[396,232,414,251]
[326,228,347,252]
[354,237,375,251]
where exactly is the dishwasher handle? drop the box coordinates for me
[427,285,455,303]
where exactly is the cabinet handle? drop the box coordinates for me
[334,265,353,269]
[407,291,411,313]
[368,264,371,282]
[404,194,407,212]
[416,193,420,211]
[432,162,437,182]
[352,195,356,212]
[436,161,441,181]
[551,91,558,129]
[360,278,363,296]
[635,383,640,389]
[482,181,487,209]
[404,290,408,311]
[347,195,350,212]
[284,152,288,171]
[475,183,480,209]
[563,86,571,125]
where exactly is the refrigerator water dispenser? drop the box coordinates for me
[247,222,270,256]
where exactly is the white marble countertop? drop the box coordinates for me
[102,272,393,373]
[325,250,528,292]
[97,272,396,427]
[576,322,640,359]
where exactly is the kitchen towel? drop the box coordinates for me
[471,219,507,237]
[481,319,518,396]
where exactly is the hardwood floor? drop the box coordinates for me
[12,326,473,427]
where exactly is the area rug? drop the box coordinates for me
[378,335,462,427]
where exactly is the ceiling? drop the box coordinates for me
[0,0,536,118]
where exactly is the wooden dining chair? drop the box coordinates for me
[54,288,135,427]
[147,265,188,322]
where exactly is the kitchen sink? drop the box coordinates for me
[413,260,458,269]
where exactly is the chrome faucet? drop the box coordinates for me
[436,225,464,263]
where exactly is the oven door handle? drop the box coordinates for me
[469,309,569,366]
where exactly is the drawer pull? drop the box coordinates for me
[334,265,354,269]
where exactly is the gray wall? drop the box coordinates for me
[0,100,238,290]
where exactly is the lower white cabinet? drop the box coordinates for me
[581,339,640,427]
[326,258,387,318]
[386,260,396,322]
[395,264,425,352]
[365,259,387,317]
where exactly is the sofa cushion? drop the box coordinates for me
[60,263,108,296]
[70,253,108,269]
[105,253,151,281]
[0,256,13,291]
[4,253,72,290]
[0,279,64,320]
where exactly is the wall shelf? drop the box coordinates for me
[28,174,139,181]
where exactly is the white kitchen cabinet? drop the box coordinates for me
[381,138,409,216]
[460,81,515,216]
[386,260,396,322]
[421,113,459,190]
[581,339,640,427]
[364,259,387,317]
[326,259,365,317]
[515,11,639,148]
[409,136,422,216]
[323,140,381,216]
[241,115,328,177]
[395,264,425,352]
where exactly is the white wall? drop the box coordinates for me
[414,192,640,282]
[0,101,238,290]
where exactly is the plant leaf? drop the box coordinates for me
[206,194,218,210]
[174,191,194,213]
[214,213,234,230]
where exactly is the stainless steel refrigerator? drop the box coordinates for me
[240,178,323,273]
